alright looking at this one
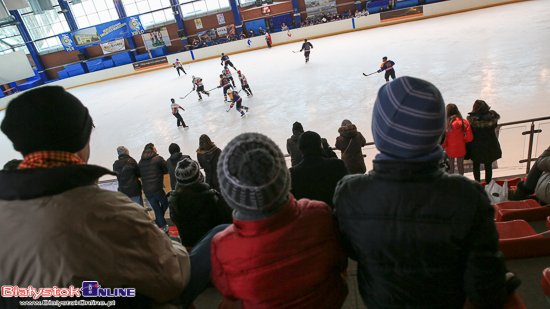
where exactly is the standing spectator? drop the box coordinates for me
[466,100,502,183]
[335,119,367,174]
[441,104,472,175]
[139,143,170,231]
[321,137,338,159]
[169,158,232,247]
[196,134,222,192]
[510,146,550,205]
[0,86,203,307]
[290,131,348,209]
[265,32,272,48]
[113,146,143,205]
[259,27,265,35]
[165,143,190,190]
[239,32,246,40]
[287,121,304,166]
[248,29,254,37]
[334,77,512,309]
[211,133,349,308]
[281,23,289,31]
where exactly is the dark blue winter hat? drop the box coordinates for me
[372,76,445,159]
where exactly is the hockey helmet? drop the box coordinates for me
[192,75,195,79]
[221,53,225,55]
[176,59,179,61]
[237,70,241,74]
[220,74,224,78]
[383,56,387,61]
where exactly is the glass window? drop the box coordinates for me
[34,36,64,53]
[181,0,230,20]
[21,6,70,41]
[122,0,174,29]
[70,0,118,28]
[0,26,28,55]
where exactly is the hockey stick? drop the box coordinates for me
[362,71,378,77]
[292,50,302,53]
[207,87,219,92]
[179,90,194,100]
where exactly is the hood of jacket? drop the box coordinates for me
[290,132,302,142]
[338,124,358,138]
[467,110,500,128]
[141,148,157,161]
[196,145,219,155]
[0,165,116,201]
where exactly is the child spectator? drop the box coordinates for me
[211,133,348,308]
[441,104,472,175]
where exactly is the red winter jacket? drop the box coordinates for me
[442,117,471,158]
[211,195,348,309]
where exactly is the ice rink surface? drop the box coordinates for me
[1,0,549,177]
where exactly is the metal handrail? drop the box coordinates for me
[497,116,550,173]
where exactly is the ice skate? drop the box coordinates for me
[198,98,203,101]
[245,107,249,112]
[206,92,210,97]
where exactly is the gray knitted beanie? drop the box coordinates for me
[174,158,204,186]
[217,132,290,221]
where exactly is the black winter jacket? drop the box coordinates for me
[113,154,142,197]
[197,147,222,192]
[138,148,168,194]
[166,152,190,190]
[335,124,367,174]
[466,110,502,163]
[333,160,508,309]
[169,182,232,247]
[290,154,348,209]
[287,132,303,167]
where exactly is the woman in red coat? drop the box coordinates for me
[441,104,472,175]
[211,133,348,309]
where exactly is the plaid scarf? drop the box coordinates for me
[18,151,84,169]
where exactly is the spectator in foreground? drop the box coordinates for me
[0,86,199,307]
[290,131,348,209]
[441,104,472,175]
[169,158,232,248]
[335,119,367,174]
[196,134,222,192]
[287,121,304,166]
[211,133,348,308]
[165,143,190,190]
[113,146,143,205]
[321,137,338,159]
[466,100,502,183]
[510,146,550,205]
[139,142,170,232]
[334,77,511,309]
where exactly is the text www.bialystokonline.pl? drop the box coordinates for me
[19,300,116,307]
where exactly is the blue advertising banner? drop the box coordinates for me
[58,16,144,52]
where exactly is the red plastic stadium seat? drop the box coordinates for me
[168,226,179,237]
[495,220,550,259]
[542,268,550,298]
[493,200,550,222]
[503,291,527,309]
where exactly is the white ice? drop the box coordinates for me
[1,0,550,180]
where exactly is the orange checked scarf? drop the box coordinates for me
[18,151,84,169]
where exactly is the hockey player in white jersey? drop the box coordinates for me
[237,70,253,97]
[192,76,210,101]
[222,65,236,88]
[173,59,186,76]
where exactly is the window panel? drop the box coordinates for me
[87,13,101,26]
[149,0,162,10]
[124,3,139,15]
[139,13,154,28]
[136,1,151,14]
[205,0,220,11]
[76,16,91,28]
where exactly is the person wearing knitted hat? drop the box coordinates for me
[169,158,232,247]
[333,77,514,309]
[290,131,348,209]
[113,146,143,205]
[286,121,304,167]
[335,119,367,174]
[211,132,348,308]
[0,86,196,307]
[196,134,222,192]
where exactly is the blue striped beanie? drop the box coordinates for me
[372,76,446,159]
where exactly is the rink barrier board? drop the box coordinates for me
[0,0,529,111]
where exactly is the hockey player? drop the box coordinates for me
[217,74,234,102]
[222,65,236,87]
[220,53,237,70]
[192,75,210,101]
[170,98,188,128]
[377,56,396,83]
[237,70,253,97]
[300,39,314,63]
[227,90,249,117]
[173,59,186,76]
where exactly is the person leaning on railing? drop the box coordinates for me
[510,146,550,205]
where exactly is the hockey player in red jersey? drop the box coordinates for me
[192,76,210,101]
[222,65,236,87]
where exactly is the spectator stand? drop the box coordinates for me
[367,0,390,14]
